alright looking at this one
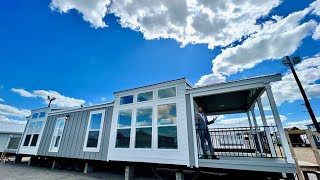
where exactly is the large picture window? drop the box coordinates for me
[116,109,132,148]
[157,103,178,149]
[83,110,105,152]
[135,107,152,148]
[49,117,66,152]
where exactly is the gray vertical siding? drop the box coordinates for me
[37,106,113,161]
[186,94,196,167]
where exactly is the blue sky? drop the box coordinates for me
[0,0,319,129]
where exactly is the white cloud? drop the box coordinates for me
[211,7,316,75]
[100,97,108,101]
[271,55,320,106]
[51,0,282,48]
[0,98,4,102]
[214,114,286,127]
[0,103,30,118]
[11,88,85,108]
[285,120,312,129]
[11,88,36,97]
[0,115,27,125]
[312,24,320,40]
[195,73,226,86]
[50,0,111,28]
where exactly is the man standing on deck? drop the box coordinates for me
[195,106,219,159]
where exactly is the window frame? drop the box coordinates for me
[135,106,153,149]
[49,117,67,152]
[83,110,106,152]
[156,102,178,150]
[115,109,133,149]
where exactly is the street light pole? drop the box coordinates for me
[285,56,320,133]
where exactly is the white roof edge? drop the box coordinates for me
[188,74,281,91]
[114,78,189,95]
[49,102,114,116]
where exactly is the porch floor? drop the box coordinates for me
[198,156,296,173]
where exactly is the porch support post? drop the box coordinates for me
[265,85,293,163]
[250,105,263,154]
[125,166,134,180]
[257,97,277,157]
[246,111,253,128]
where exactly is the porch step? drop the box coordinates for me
[198,157,296,173]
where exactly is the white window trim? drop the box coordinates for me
[22,113,45,147]
[49,117,67,153]
[83,110,106,152]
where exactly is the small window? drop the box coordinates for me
[158,87,176,99]
[116,109,132,148]
[120,95,134,105]
[23,135,32,146]
[116,129,131,148]
[137,91,153,102]
[49,117,66,152]
[32,113,39,119]
[157,103,177,125]
[316,136,320,142]
[83,110,105,152]
[26,122,35,133]
[135,128,152,148]
[30,134,39,146]
[158,126,177,149]
[136,108,152,127]
[34,121,43,134]
[39,112,46,118]
[118,109,132,128]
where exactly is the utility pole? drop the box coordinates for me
[283,56,320,133]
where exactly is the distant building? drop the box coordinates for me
[0,121,26,153]
[306,122,320,146]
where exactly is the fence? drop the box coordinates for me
[196,126,284,158]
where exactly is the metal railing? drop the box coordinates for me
[196,126,284,158]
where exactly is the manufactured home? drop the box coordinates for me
[16,74,297,179]
[0,122,25,154]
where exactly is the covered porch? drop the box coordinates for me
[186,74,296,173]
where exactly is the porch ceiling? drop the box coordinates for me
[194,88,264,115]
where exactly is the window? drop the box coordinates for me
[49,117,66,152]
[23,111,46,148]
[316,136,320,142]
[39,112,46,118]
[158,87,176,99]
[83,110,105,152]
[116,109,132,148]
[120,95,134,105]
[32,113,39,119]
[135,107,152,148]
[23,135,31,146]
[30,134,39,146]
[157,103,178,149]
[137,91,153,102]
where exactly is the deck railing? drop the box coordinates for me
[196,126,284,158]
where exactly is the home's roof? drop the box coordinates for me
[191,73,281,90]
[114,77,192,94]
[48,102,114,116]
[0,121,25,134]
